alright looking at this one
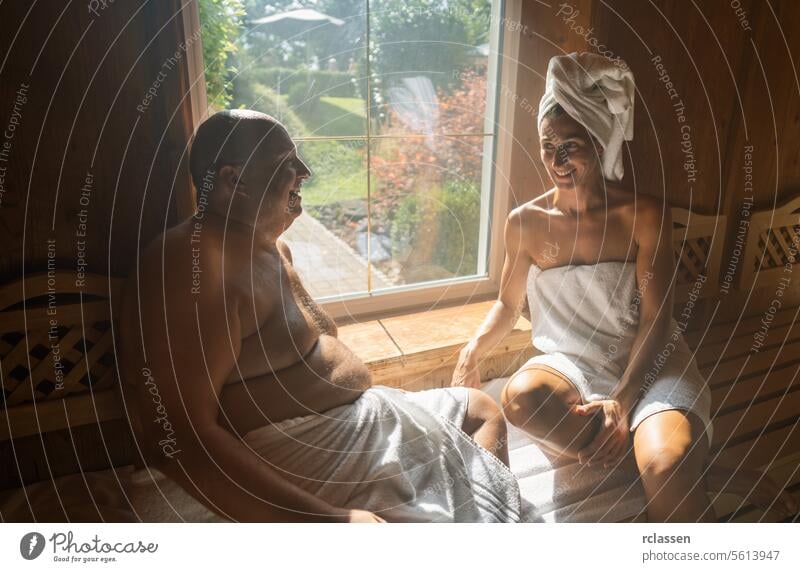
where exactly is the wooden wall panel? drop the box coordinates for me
[0,1,193,489]
[0,1,193,285]
[721,0,800,212]
[590,0,756,214]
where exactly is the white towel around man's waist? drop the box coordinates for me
[241,386,521,523]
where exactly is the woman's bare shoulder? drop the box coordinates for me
[508,200,552,237]
[633,194,669,222]
[514,190,559,219]
[609,190,665,220]
[627,195,671,247]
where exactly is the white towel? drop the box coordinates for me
[538,52,635,181]
[241,386,521,522]
[527,261,713,447]
[488,259,714,522]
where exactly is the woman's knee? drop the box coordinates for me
[500,373,560,429]
[635,412,707,482]
[636,444,691,481]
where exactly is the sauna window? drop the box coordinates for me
[195,0,514,318]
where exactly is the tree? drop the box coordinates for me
[368,0,492,120]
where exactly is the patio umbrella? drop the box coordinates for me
[250,8,345,38]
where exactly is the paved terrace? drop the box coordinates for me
[282,212,392,298]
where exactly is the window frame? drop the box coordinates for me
[181,0,522,320]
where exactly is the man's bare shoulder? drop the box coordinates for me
[135,218,230,298]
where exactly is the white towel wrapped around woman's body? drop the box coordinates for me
[525,260,713,446]
[242,386,521,522]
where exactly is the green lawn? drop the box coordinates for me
[296,97,368,205]
[298,138,367,206]
[303,96,366,137]
[322,96,366,117]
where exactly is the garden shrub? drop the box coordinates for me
[389,179,481,274]
[287,80,315,112]
[232,79,306,135]
[390,193,425,262]
[438,179,481,274]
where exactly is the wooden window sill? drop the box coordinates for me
[337,300,534,390]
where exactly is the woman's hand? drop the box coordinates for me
[348,509,387,523]
[574,399,630,468]
[451,348,481,388]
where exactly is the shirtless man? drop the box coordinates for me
[118,110,514,523]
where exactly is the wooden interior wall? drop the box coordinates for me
[0,1,195,489]
[0,1,193,285]
[506,0,800,313]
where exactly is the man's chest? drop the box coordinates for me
[229,252,313,338]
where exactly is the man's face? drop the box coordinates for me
[239,128,312,231]
[539,113,603,189]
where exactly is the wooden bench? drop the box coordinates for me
[738,194,800,290]
[0,272,131,493]
[338,301,533,391]
[699,196,800,522]
[688,306,800,521]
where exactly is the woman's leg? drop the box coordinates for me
[500,365,602,460]
[633,409,715,522]
[461,388,510,466]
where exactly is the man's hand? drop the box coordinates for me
[348,509,387,523]
[451,349,481,388]
[575,399,630,468]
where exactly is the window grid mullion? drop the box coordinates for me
[295,133,495,142]
[365,0,373,292]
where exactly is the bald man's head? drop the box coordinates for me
[188,110,294,193]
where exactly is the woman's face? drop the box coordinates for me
[539,112,604,189]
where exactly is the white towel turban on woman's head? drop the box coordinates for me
[537,52,635,182]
